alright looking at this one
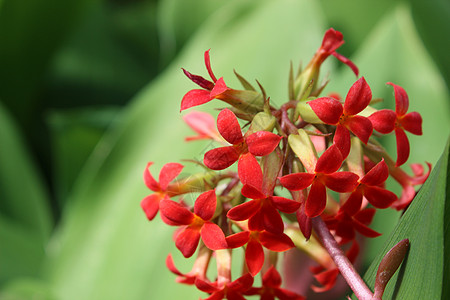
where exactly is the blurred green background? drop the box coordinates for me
[0,0,449,299]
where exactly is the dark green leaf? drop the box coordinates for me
[355,139,448,299]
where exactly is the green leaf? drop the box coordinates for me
[355,139,449,299]
[0,102,52,283]
[42,1,327,299]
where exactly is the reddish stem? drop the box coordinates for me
[312,217,373,300]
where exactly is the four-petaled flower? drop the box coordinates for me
[324,208,381,244]
[159,190,228,258]
[279,145,359,218]
[181,50,228,111]
[227,154,301,234]
[195,273,254,300]
[308,77,374,158]
[141,162,184,220]
[339,159,397,216]
[226,229,294,276]
[369,82,423,166]
[204,108,282,170]
[244,266,305,300]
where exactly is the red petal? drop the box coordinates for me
[395,128,410,167]
[217,108,243,145]
[195,277,219,293]
[141,193,162,220]
[333,124,351,158]
[354,208,376,225]
[262,266,282,288]
[271,196,301,213]
[159,162,184,190]
[246,131,282,156]
[165,254,184,276]
[143,162,159,191]
[228,273,254,292]
[260,231,294,252]
[180,89,213,111]
[400,112,422,135]
[159,200,194,225]
[261,204,285,234]
[226,231,250,248]
[343,77,372,115]
[340,189,363,216]
[323,171,359,193]
[361,158,389,186]
[363,186,397,209]
[183,111,218,139]
[321,28,344,53]
[201,222,228,250]
[332,51,359,76]
[312,269,339,292]
[238,153,263,188]
[248,209,265,232]
[315,144,343,174]
[345,115,373,144]
[352,219,381,238]
[210,77,228,98]
[204,49,217,82]
[176,227,201,258]
[308,97,343,124]
[204,146,239,170]
[227,200,260,221]
[241,184,266,199]
[279,173,315,191]
[305,181,327,217]
[182,68,214,90]
[387,82,409,116]
[246,240,265,276]
[369,109,396,134]
[296,206,312,240]
[194,190,217,221]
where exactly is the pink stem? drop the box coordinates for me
[312,217,373,300]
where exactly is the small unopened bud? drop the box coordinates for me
[373,239,410,300]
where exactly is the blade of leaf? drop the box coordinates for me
[352,140,448,299]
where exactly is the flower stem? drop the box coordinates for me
[312,217,373,300]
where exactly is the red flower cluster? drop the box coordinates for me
[140,28,429,299]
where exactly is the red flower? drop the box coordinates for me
[204,108,281,170]
[244,266,305,300]
[369,82,423,166]
[308,77,373,158]
[195,273,254,300]
[339,159,397,216]
[227,154,300,234]
[325,208,381,244]
[183,111,223,142]
[226,230,294,276]
[181,50,229,111]
[389,161,431,210]
[159,190,228,258]
[311,28,358,76]
[141,162,183,220]
[279,145,359,218]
